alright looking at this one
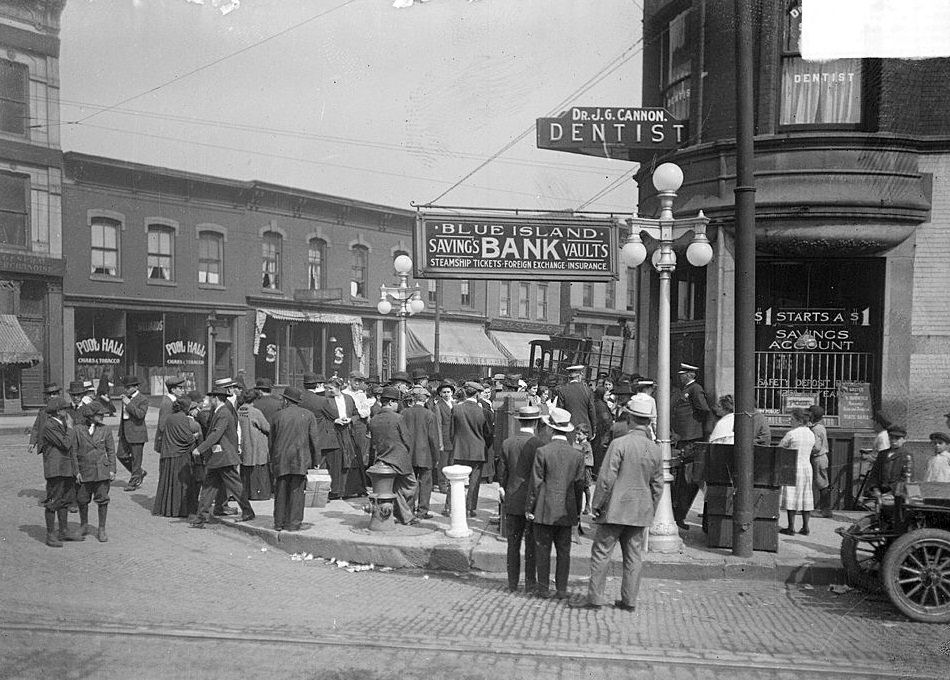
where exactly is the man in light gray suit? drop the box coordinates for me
[571,393,663,611]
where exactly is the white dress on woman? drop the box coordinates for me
[780,425,816,511]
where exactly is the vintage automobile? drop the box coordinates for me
[838,480,950,623]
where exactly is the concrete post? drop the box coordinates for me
[443,464,472,538]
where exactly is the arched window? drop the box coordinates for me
[308,238,326,290]
[262,231,282,290]
[351,244,368,298]
[91,217,120,277]
[147,224,174,281]
[198,231,224,285]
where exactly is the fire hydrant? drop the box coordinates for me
[442,464,473,538]
[364,461,398,532]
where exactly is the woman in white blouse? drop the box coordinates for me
[779,408,817,536]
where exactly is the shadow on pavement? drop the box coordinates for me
[17,523,48,545]
[129,493,153,512]
[16,487,44,500]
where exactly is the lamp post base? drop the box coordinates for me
[648,463,683,553]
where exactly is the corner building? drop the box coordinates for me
[636,2,949,459]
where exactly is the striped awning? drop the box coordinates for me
[253,308,363,359]
[0,314,41,365]
[406,320,507,367]
[489,330,550,367]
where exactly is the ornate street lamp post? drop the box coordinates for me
[621,162,713,553]
[377,254,425,372]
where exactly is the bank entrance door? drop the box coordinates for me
[754,258,884,425]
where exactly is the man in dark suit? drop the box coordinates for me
[497,405,543,593]
[525,407,586,599]
[478,382,497,483]
[402,386,441,519]
[254,377,282,424]
[319,377,365,499]
[300,372,329,469]
[190,386,255,528]
[670,362,711,530]
[451,381,493,517]
[434,379,456,493]
[572,394,664,611]
[117,375,149,491]
[269,387,321,531]
[555,364,596,432]
[368,387,418,525]
[155,376,186,456]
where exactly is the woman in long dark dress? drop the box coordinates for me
[323,378,368,498]
[153,396,201,518]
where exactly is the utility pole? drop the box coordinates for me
[733,0,757,557]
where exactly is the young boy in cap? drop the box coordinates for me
[926,432,950,483]
[75,401,116,542]
[865,425,913,498]
[39,396,80,547]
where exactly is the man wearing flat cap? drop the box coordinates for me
[864,424,913,499]
[118,375,149,491]
[926,432,950,482]
[451,381,495,517]
[155,376,186,456]
[555,365,596,434]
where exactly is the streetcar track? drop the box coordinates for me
[0,619,937,679]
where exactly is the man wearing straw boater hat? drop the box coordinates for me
[572,393,664,611]
[498,404,543,594]
[525,406,586,600]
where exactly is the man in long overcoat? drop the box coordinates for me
[555,364,597,432]
[451,381,493,516]
[670,362,711,529]
[497,405,543,593]
[190,386,255,527]
[572,394,663,611]
[118,375,149,491]
[269,387,322,531]
[401,386,441,519]
[525,407,586,599]
[300,372,330,469]
[368,387,418,525]
[253,377,283,424]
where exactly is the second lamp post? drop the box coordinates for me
[377,254,425,373]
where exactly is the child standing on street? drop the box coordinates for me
[39,396,81,547]
[75,401,116,542]
[573,423,595,515]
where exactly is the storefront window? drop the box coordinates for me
[755,258,884,421]
[780,4,862,126]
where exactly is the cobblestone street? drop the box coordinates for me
[1,434,948,679]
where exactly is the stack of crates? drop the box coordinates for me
[702,444,798,552]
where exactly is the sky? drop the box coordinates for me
[58,0,644,214]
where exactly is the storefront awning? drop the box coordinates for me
[0,314,41,365]
[406,320,508,367]
[254,308,363,359]
[489,330,550,368]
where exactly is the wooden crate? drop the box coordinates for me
[702,444,798,487]
[706,516,779,553]
[704,484,781,553]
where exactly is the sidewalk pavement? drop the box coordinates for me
[219,484,860,585]
[0,410,160,436]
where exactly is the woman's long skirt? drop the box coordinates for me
[152,456,197,517]
[241,463,272,500]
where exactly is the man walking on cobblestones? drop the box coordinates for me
[269,387,321,532]
[117,375,149,491]
[573,393,663,611]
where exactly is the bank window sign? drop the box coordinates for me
[414,212,618,282]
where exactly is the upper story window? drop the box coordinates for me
[262,231,282,290]
[499,282,510,317]
[672,264,706,322]
[147,225,174,281]
[0,59,28,136]
[198,231,223,285]
[626,268,637,312]
[660,10,691,121]
[537,283,548,320]
[350,244,368,298]
[90,217,120,277]
[780,4,862,126]
[426,279,437,305]
[582,282,594,308]
[460,280,471,307]
[308,238,326,290]
[0,171,28,248]
[606,280,617,310]
[518,283,530,318]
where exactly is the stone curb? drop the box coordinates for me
[220,516,845,585]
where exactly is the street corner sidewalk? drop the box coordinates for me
[218,486,851,586]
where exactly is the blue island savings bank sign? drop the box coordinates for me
[414,212,618,282]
